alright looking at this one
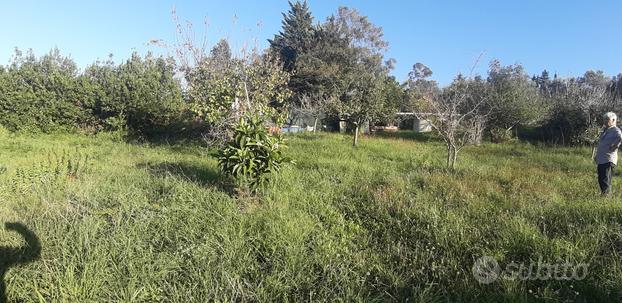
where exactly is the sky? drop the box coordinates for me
[1,0,621,85]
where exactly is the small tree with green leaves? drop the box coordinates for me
[167,11,294,192]
[218,113,291,193]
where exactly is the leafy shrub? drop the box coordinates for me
[84,53,185,136]
[538,105,592,145]
[0,48,185,136]
[217,113,291,192]
[0,48,93,132]
[185,46,292,146]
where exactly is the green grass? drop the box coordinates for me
[0,130,621,302]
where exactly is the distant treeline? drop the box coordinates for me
[405,62,622,145]
[1,1,622,146]
[0,48,184,137]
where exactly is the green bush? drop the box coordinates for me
[83,53,185,136]
[538,105,593,145]
[0,48,185,136]
[0,48,93,132]
[218,113,291,192]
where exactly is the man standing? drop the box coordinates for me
[595,112,622,196]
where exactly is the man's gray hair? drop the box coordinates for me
[604,112,617,121]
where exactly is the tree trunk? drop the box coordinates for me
[474,119,484,146]
[313,117,318,133]
[446,143,458,169]
[451,148,458,169]
[446,144,452,168]
[503,125,514,141]
[469,124,483,146]
[353,125,359,146]
[474,134,482,146]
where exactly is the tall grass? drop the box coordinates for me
[0,131,620,302]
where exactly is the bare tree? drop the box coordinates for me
[411,58,489,169]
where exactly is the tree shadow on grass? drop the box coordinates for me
[138,161,235,195]
[0,222,41,303]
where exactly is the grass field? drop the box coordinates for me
[0,130,621,302]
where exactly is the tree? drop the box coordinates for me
[462,75,490,145]
[0,48,92,132]
[84,52,185,135]
[376,75,407,126]
[539,72,610,145]
[185,49,291,145]
[412,62,433,79]
[209,39,232,66]
[269,0,332,111]
[318,6,390,146]
[533,69,551,97]
[332,66,384,146]
[405,63,441,110]
[166,11,294,191]
[268,1,315,72]
[410,62,489,169]
[170,12,292,146]
[486,60,542,141]
[608,73,622,107]
[575,70,609,126]
[218,113,291,193]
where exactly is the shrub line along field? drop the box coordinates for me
[0,130,621,302]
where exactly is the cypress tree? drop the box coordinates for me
[268,1,315,72]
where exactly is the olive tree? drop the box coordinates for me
[486,60,543,141]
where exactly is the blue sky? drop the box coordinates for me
[1,1,621,85]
